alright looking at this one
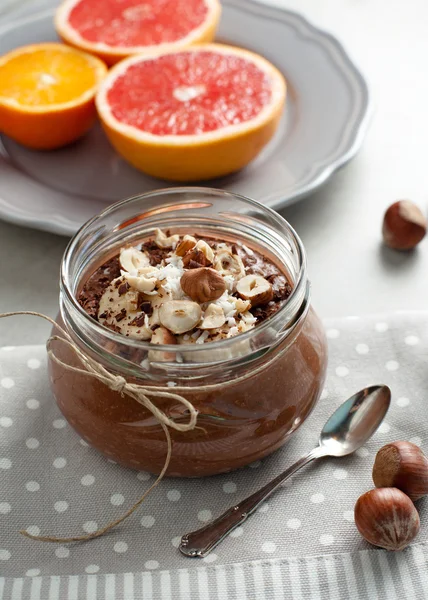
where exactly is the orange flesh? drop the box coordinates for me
[0,48,99,106]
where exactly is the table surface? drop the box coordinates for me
[1,0,427,346]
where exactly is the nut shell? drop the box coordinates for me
[354,488,420,551]
[181,267,226,303]
[382,200,427,250]
[372,441,428,501]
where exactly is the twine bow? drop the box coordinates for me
[0,311,198,543]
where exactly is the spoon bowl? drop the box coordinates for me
[319,384,391,457]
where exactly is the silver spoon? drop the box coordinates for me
[179,384,391,557]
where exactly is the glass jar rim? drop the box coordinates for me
[60,187,308,356]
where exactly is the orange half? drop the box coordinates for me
[0,43,107,150]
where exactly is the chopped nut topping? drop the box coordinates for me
[81,228,291,345]
[236,275,273,307]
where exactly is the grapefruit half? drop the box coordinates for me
[96,44,286,181]
[0,43,107,150]
[55,0,221,65]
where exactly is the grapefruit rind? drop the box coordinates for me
[96,44,286,181]
[55,0,222,65]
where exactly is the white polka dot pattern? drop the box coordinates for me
[114,541,128,553]
[0,378,14,389]
[110,494,125,506]
[310,493,325,504]
[261,542,276,553]
[197,510,212,522]
[26,399,40,410]
[54,501,68,513]
[55,547,69,558]
[83,521,98,533]
[141,516,155,528]
[287,518,301,529]
[25,481,39,492]
[319,534,335,545]
[27,359,41,370]
[167,489,181,501]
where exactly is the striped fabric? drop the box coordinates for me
[1,545,427,599]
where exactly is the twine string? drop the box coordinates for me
[0,311,197,543]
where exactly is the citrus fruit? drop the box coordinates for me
[96,44,286,181]
[55,0,221,65]
[0,43,107,150]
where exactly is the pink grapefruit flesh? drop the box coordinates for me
[106,50,273,136]
[67,0,210,48]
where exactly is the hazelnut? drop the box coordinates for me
[214,249,245,280]
[123,270,157,293]
[154,228,180,249]
[382,200,427,250]
[175,235,197,257]
[148,326,177,362]
[234,297,251,313]
[159,300,202,334]
[372,441,428,501]
[181,268,226,303]
[354,488,420,551]
[236,274,273,307]
[182,240,214,267]
[200,304,226,329]
[119,246,150,273]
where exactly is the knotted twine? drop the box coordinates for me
[0,311,200,543]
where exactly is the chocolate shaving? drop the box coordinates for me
[118,281,130,296]
[140,301,153,316]
[129,314,146,327]
[141,240,170,266]
[115,308,127,322]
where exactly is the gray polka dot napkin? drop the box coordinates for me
[0,312,427,599]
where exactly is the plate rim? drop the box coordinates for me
[0,0,372,236]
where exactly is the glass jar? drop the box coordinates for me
[49,188,327,477]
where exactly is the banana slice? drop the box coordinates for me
[119,246,150,274]
[236,274,273,307]
[159,300,202,334]
[98,276,152,340]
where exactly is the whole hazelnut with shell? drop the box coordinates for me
[382,200,426,250]
[354,488,420,551]
[181,267,226,303]
[372,441,428,501]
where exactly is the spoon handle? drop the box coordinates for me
[179,447,324,557]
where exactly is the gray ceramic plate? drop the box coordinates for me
[0,0,371,236]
